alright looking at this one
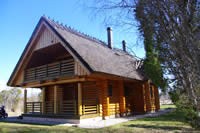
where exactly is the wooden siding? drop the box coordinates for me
[60,84,77,115]
[119,81,126,115]
[125,83,145,114]
[24,58,74,82]
[44,84,77,115]
[74,60,89,76]
[97,80,109,118]
[45,86,54,114]
[82,82,99,115]
[35,27,59,50]
[109,81,120,115]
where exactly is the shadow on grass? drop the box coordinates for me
[135,110,186,122]
[126,124,191,131]
[123,110,193,132]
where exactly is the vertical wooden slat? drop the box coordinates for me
[24,89,27,114]
[78,83,82,116]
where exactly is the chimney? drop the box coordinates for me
[122,40,126,52]
[107,27,113,49]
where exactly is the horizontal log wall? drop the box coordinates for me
[125,82,145,114]
[82,82,99,115]
[45,86,54,114]
[109,81,120,115]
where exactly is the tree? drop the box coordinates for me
[89,0,200,127]
[0,88,22,112]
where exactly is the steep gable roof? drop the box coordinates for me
[8,16,145,86]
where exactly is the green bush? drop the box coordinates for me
[175,94,200,128]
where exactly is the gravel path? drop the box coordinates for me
[0,108,174,128]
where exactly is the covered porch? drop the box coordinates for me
[23,82,100,120]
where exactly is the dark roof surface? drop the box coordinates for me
[43,16,145,80]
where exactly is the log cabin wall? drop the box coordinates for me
[124,82,145,114]
[97,80,109,118]
[45,86,54,114]
[108,81,120,116]
[44,83,77,115]
[82,82,99,115]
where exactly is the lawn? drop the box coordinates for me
[0,109,197,133]
[160,104,176,109]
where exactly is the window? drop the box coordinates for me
[108,85,112,97]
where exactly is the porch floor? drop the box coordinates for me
[0,109,174,128]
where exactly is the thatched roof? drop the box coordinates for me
[44,17,145,80]
[8,16,145,86]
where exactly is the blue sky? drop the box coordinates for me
[0,0,145,88]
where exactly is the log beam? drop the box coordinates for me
[24,88,27,113]
[77,82,82,116]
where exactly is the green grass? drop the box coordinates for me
[0,110,197,133]
[160,104,176,109]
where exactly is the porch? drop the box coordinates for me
[23,82,100,119]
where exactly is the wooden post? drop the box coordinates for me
[119,81,126,116]
[77,82,82,116]
[101,80,109,119]
[145,81,151,112]
[142,83,146,112]
[24,89,27,114]
[42,87,45,114]
[54,85,58,114]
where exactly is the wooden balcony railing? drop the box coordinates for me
[24,59,74,82]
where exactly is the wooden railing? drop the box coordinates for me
[82,99,99,115]
[24,59,74,82]
[109,103,120,115]
[59,100,77,115]
[26,102,42,113]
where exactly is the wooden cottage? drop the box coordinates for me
[7,16,160,123]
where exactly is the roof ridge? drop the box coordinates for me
[42,16,108,47]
